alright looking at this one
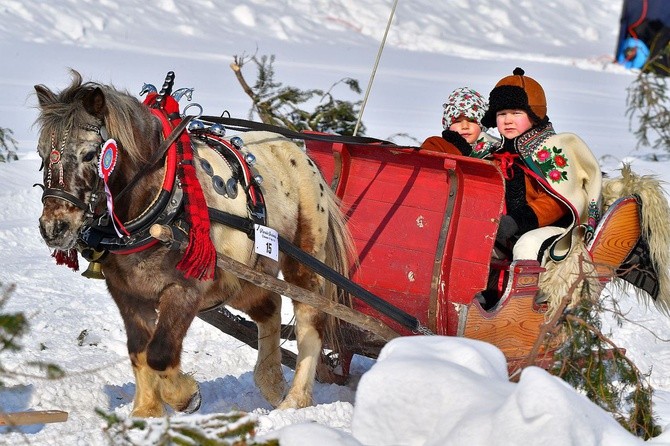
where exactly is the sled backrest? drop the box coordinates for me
[305,137,504,335]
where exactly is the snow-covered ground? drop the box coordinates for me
[2,0,670,444]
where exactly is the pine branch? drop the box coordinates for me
[230,52,365,135]
[625,70,670,151]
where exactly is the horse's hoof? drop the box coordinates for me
[180,385,202,414]
[277,393,311,410]
[132,404,165,418]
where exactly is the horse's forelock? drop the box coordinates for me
[35,74,153,165]
[36,75,102,145]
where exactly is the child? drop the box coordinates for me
[421,87,499,156]
[481,68,602,265]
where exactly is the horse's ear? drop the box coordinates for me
[82,87,107,119]
[34,85,56,108]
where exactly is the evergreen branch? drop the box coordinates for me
[230,52,366,136]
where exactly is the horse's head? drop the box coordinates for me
[34,72,113,250]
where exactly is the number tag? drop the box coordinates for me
[254,224,279,262]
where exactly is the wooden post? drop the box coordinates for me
[150,224,400,342]
[0,410,68,426]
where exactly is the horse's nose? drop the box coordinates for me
[39,217,70,241]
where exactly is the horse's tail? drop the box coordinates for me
[321,188,358,351]
[602,164,670,314]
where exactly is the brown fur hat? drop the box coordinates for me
[481,67,548,128]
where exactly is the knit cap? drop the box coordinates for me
[481,67,548,128]
[442,87,489,130]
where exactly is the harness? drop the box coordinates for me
[43,78,267,276]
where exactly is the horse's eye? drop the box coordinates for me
[83,151,97,162]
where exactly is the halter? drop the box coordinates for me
[38,118,183,259]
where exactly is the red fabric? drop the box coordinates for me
[52,249,79,271]
[492,152,519,180]
[144,93,217,280]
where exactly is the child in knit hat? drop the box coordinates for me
[421,86,499,156]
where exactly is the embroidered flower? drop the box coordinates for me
[548,170,562,181]
[534,145,569,184]
[536,148,551,162]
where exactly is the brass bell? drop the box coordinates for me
[81,261,105,280]
[80,248,106,280]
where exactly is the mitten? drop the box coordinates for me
[441,129,472,156]
[496,214,519,245]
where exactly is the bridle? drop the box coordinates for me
[39,124,107,222]
[37,120,184,256]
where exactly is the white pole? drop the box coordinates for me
[353,0,399,136]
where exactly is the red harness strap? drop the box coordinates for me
[144,93,217,281]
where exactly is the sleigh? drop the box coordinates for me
[197,132,644,379]
[36,72,664,415]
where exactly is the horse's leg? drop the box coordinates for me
[147,283,201,413]
[246,290,286,407]
[279,300,325,409]
[131,352,164,417]
[279,254,326,409]
[108,286,164,417]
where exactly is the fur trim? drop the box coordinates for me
[601,164,670,314]
[481,85,547,128]
[540,239,600,319]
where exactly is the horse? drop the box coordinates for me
[33,71,355,417]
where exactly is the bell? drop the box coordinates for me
[230,136,244,149]
[187,119,205,132]
[81,261,105,280]
[244,152,256,166]
[209,123,226,136]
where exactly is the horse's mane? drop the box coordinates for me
[35,70,152,163]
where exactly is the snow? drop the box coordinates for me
[1,0,670,444]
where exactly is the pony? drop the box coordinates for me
[33,71,354,417]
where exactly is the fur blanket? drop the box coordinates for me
[541,164,670,317]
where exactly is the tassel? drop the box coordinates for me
[52,249,79,271]
[176,228,217,280]
[174,130,217,281]
[146,91,217,281]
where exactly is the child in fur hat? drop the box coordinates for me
[482,68,602,265]
[421,86,499,156]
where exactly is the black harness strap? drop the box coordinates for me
[199,116,415,149]
[208,208,433,335]
[42,188,89,210]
